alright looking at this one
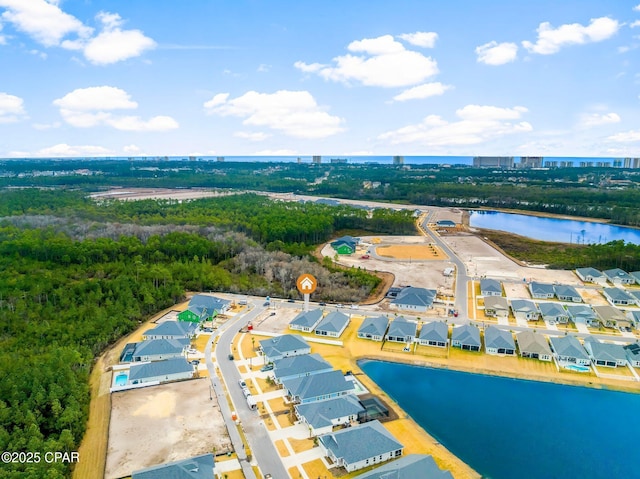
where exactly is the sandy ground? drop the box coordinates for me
[90,188,238,201]
[375,244,447,260]
[105,379,229,479]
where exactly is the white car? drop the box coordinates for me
[186,348,198,354]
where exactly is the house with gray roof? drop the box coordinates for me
[272,353,333,384]
[549,336,590,366]
[357,316,389,341]
[318,420,404,472]
[295,395,365,436]
[331,235,358,254]
[602,287,636,306]
[593,305,629,329]
[143,321,198,340]
[132,453,214,479]
[566,305,599,327]
[390,287,436,312]
[554,284,582,302]
[576,267,607,285]
[631,271,640,285]
[315,311,350,338]
[529,282,555,299]
[436,220,456,228]
[603,268,635,285]
[353,454,453,479]
[178,294,231,322]
[630,290,640,305]
[623,343,640,368]
[484,296,509,319]
[417,321,449,348]
[289,309,324,333]
[259,334,311,363]
[516,331,552,361]
[538,303,569,324]
[480,278,502,297]
[451,324,481,351]
[128,358,194,385]
[282,370,356,404]
[484,326,515,355]
[131,338,188,362]
[583,338,627,368]
[385,316,417,343]
[626,310,640,329]
[510,299,540,321]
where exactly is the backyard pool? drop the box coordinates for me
[564,364,590,373]
[114,372,129,386]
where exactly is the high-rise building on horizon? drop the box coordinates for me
[393,155,404,165]
[518,156,543,168]
[473,156,514,168]
[312,155,322,164]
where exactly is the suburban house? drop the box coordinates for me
[282,370,356,404]
[143,321,197,340]
[178,294,231,322]
[602,287,636,307]
[484,296,509,319]
[352,454,454,479]
[603,268,635,285]
[549,336,590,366]
[331,236,359,255]
[583,338,627,368]
[630,291,640,307]
[132,453,214,479]
[289,309,324,333]
[451,324,481,351]
[357,316,390,341]
[128,358,194,385]
[484,326,515,355]
[259,335,311,363]
[516,331,552,361]
[623,343,640,368]
[272,353,333,384]
[593,305,629,329]
[385,316,417,343]
[627,310,640,329]
[566,305,599,327]
[554,284,582,302]
[315,311,350,338]
[480,278,502,297]
[436,220,456,228]
[529,282,555,299]
[510,299,540,321]
[538,302,570,324]
[130,338,188,362]
[575,267,607,285]
[632,271,640,285]
[417,321,449,348]
[295,395,365,436]
[318,420,404,472]
[390,287,436,312]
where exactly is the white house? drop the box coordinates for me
[289,309,323,333]
[357,316,389,341]
[128,358,194,385]
[295,395,364,436]
[315,311,350,338]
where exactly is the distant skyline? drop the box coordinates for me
[1,1,639,158]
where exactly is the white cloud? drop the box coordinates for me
[53,86,178,131]
[378,104,532,146]
[475,41,518,65]
[36,143,111,157]
[234,131,271,141]
[257,63,271,72]
[631,20,640,28]
[204,90,345,139]
[0,0,92,47]
[253,149,298,156]
[579,112,621,128]
[522,17,620,55]
[82,12,156,65]
[32,121,60,130]
[123,144,141,153]
[607,130,640,142]
[295,34,439,87]
[0,21,7,45]
[393,82,452,101]
[0,92,26,123]
[0,3,154,64]
[635,4,640,12]
[397,32,438,48]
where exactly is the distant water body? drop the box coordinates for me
[359,360,640,479]
[470,210,640,245]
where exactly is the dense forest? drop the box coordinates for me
[0,189,415,478]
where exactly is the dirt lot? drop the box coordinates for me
[90,188,237,201]
[375,244,447,260]
[105,379,230,479]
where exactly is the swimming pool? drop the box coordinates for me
[564,364,590,373]
[115,372,128,386]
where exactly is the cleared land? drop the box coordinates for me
[375,244,447,260]
[105,379,229,479]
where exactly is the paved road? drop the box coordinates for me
[206,299,290,479]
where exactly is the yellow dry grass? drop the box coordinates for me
[222,469,245,479]
[301,458,332,479]
[288,465,303,479]
[375,244,448,260]
[240,332,259,358]
[267,397,288,414]
[276,410,295,428]
[275,439,290,457]
[237,365,248,374]
[255,377,279,393]
[192,333,210,352]
[289,437,315,453]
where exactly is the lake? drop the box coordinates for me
[359,360,640,479]
[469,210,640,245]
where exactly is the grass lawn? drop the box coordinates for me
[275,439,290,457]
[267,397,288,414]
[240,332,258,359]
[255,377,279,393]
[289,437,315,453]
[192,333,210,352]
[276,410,295,428]
[301,459,333,479]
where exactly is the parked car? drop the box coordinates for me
[186,348,198,354]
[360,254,370,259]
[228,354,234,360]
[238,379,247,388]
[287,299,295,303]
[260,364,274,372]
[190,359,200,366]
[319,302,326,306]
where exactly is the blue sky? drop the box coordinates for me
[0,0,639,158]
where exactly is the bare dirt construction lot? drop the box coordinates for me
[90,187,238,201]
[105,379,229,479]
[375,244,447,260]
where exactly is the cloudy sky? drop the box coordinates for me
[1,0,640,158]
